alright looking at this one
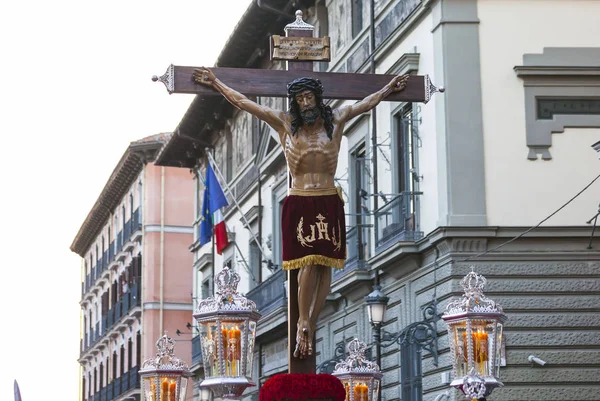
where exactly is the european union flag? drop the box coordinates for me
[199,163,229,246]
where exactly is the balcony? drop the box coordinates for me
[333,226,369,281]
[81,284,142,356]
[374,193,423,253]
[247,270,286,316]
[124,219,132,243]
[192,335,203,367]
[108,241,115,263]
[132,208,141,232]
[106,381,113,400]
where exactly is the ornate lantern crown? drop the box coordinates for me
[194,267,261,401]
[333,339,382,401]
[442,268,507,400]
[139,334,191,401]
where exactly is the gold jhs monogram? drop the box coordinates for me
[296,213,342,252]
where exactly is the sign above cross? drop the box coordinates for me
[153,10,443,376]
[152,11,444,103]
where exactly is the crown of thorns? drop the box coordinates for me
[287,77,324,98]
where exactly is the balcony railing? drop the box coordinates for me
[333,226,369,281]
[108,241,115,262]
[374,192,423,252]
[192,335,203,366]
[124,219,132,243]
[247,270,286,316]
[81,284,142,355]
[116,231,123,252]
[106,381,113,400]
[132,208,141,232]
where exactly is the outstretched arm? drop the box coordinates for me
[336,75,409,123]
[193,67,287,132]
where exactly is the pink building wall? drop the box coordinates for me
[141,164,194,366]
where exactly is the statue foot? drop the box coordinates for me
[293,323,313,359]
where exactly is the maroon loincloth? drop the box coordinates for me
[282,187,346,270]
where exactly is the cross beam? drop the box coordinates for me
[152,65,443,103]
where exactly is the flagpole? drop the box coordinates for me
[229,237,258,285]
[205,150,268,258]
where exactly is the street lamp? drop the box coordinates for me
[365,285,389,346]
[333,338,383,401]
[139,334,191,401]
[442,268,507,401]
[193,267,261,401]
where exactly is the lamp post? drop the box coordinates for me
[442,268,507,401]
[193,267,261,401]
[365,284,438,401]
[333,338,383,401]
[364,284,389,389]
[139,334,191,401]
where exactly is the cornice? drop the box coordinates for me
[70,134,170,257]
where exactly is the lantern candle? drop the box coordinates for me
[353,383,369,401]
[161,378,169,395]
[169,380,177,401]
[150,382,157,401]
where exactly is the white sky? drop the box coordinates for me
[0,1,252,399]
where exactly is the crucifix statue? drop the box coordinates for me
[153,10,443,374]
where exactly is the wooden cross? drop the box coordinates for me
[153,10,442,375]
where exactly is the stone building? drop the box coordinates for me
[157,1,600,400]
[72,134,195,401]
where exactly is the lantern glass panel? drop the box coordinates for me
[245,320,257,377]
[341,379,351,401]
[178,377,188,401]
[494,322,504,378]
[452,323,468,378]
[158,376,179,401]
[144,376,158,401]
[221,320,244,377]
[200,321,219,377]
[352,381,370,401]
[370,378,380,401]
[470,322,492,377]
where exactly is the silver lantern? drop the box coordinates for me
[193,267,261,401]
[333,339,383,401]
[442,269,507,400]
[139,334,191,401]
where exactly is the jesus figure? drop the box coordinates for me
[193,67,408,358]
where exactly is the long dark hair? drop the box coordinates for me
[287,77,334,139]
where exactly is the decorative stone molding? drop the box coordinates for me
[386,53,420,75]
[514,47,600,160]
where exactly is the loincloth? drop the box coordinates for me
[282,187,346,270]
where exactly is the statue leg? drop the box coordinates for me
[293,264,332,358]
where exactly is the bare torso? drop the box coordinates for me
[280,112,344,190]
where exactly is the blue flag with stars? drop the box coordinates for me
[199,163,229,246]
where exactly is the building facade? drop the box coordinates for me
[72,134,195,401]
[157,1,600,400]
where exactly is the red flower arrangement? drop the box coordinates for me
[259,373,346,401]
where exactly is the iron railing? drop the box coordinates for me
[374,192,423,251]
[246,269,286,316]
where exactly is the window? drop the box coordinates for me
[374,105,421,250]
[272,181,288,268]
[136,331,142,367]
[249,240,261,289]
[127,338,133,370]
[348,143,370,263]
[119,344,125,376]
[351,0,363,38]
[401,342,423,401]
[112,351,118,381]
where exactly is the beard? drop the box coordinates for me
[301,106,320,126]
